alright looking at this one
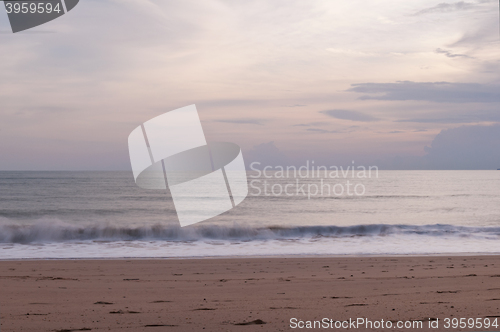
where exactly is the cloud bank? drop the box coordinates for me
[348,82,500,103]
[320,110,379,122]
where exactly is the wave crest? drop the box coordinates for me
[0,219,499,244]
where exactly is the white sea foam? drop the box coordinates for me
[1,234,500,260]
[0,219,499,259]
[0,219,499,243]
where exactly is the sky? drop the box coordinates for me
[0,0,499,170]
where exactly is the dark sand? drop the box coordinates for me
[0,256,499,331]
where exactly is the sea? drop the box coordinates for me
[1,170,500,259]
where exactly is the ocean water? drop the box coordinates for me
[1,170,500,259]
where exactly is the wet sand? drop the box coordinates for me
[0,256,499,331]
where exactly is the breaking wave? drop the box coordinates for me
[1,219,499,244]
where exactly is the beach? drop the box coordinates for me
[1,256,499,331]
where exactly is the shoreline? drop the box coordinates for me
[1,255,499,331]
[1,251,500,261]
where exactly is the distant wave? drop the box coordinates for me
[0,220,499,244]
